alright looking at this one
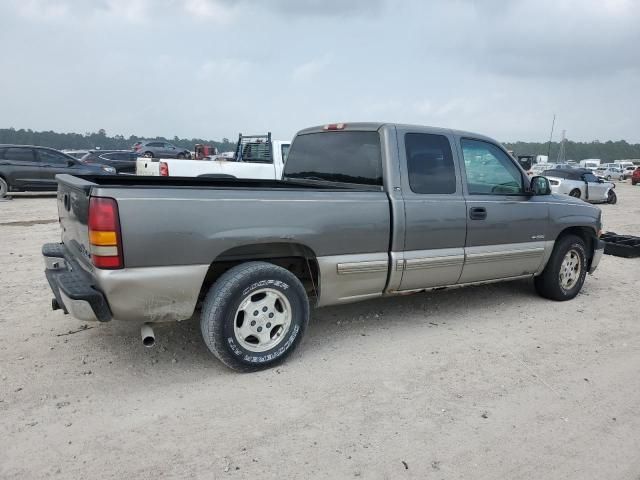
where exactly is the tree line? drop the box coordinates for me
[0,128,237,153]
[504,139,640,162]
[1,127,639,161]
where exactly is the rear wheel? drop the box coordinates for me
[569,189,581,198]
[0,177,8,198]
[143,151,154,158]
[535,234,588,301]
[607,190,617,204]
[200,261,310,372]
[177,153,185,159]
[606,175,611,180]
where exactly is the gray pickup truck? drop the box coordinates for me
[43,122,604,371]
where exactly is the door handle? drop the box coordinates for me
[469,207,487,220]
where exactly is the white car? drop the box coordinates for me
[623,165,638,178]
[543,168,617,204]
[137,136,290,180]
[595,165,625,181]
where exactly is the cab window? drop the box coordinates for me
[461,139,524,195]
[405,133,456,194]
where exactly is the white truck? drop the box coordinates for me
[579,159,601,171]
[136,133,290,180]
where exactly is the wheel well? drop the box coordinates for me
[557,226,595,258]
[197,243,320,305]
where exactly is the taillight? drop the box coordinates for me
[323,123,346,131]
[88,197,123,269]
[159,161,169,176]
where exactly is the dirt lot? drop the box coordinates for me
[1,184,639,479]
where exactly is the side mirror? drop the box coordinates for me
[530,176,551,195]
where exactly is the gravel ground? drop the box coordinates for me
[1,185,639,479]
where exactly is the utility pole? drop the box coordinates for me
[547,114,556,159]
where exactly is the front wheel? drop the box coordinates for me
[200,262,309,372]
[143,151,154,158]
[534,234,588,301]
[569,189,581,198]
[607,190,617,204]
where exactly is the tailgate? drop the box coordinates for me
[56,174,96,270]
[136,157,159,176]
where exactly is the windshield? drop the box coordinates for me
[283,131,382,186]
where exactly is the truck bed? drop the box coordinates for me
[64,174,380,191]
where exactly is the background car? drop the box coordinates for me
[632,167,640,186]
[133,141,191,159]
[623,165,637,179]
[543,167,617,204]
[0,145,115,197]
[595,164,625,181]
[80,150,137,174]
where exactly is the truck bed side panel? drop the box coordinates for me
[93,186,392,308]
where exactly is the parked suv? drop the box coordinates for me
[133,141,191,159]
[0,145,115,197]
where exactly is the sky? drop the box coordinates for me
[1,0,639,143]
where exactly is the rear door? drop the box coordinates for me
[2,147,40,189]
[397,129,467,290]
[458,137,548,283]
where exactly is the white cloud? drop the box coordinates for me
[292,55,332,82]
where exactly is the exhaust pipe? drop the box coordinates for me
[141,323,155,348]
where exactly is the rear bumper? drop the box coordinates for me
[589,239,605,274]
[43,243,112,322]
[43,243,209,323]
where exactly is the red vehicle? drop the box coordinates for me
[632,167,640,186]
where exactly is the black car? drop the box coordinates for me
[80,150,138,174]
[0,145,116,197]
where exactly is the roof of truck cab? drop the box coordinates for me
[295,123,498,143]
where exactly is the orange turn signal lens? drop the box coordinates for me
[89,230,117,246]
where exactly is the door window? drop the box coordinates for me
[5,148,36,163]
[39,149,71,165]
[405,133,456,194]
[461,139,524,195]
[582,172,599,183]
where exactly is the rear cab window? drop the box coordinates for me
[404,133,456,194]
[283,131,382,186]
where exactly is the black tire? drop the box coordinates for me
[0,177,8,198]
[143,151,154,158]
[606,175,611,181]
[200,261,310,372]
[607,190,617,204]
[534,234,588,301]
[177,153,185,159]
[569,189,581,198]
[633,180,638,186]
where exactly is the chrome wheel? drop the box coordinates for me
[559,249,581,291]
[233,288,292,353]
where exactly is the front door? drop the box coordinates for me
[37,149,76,189]
[398,129,467,290]
[458,138,549,283]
